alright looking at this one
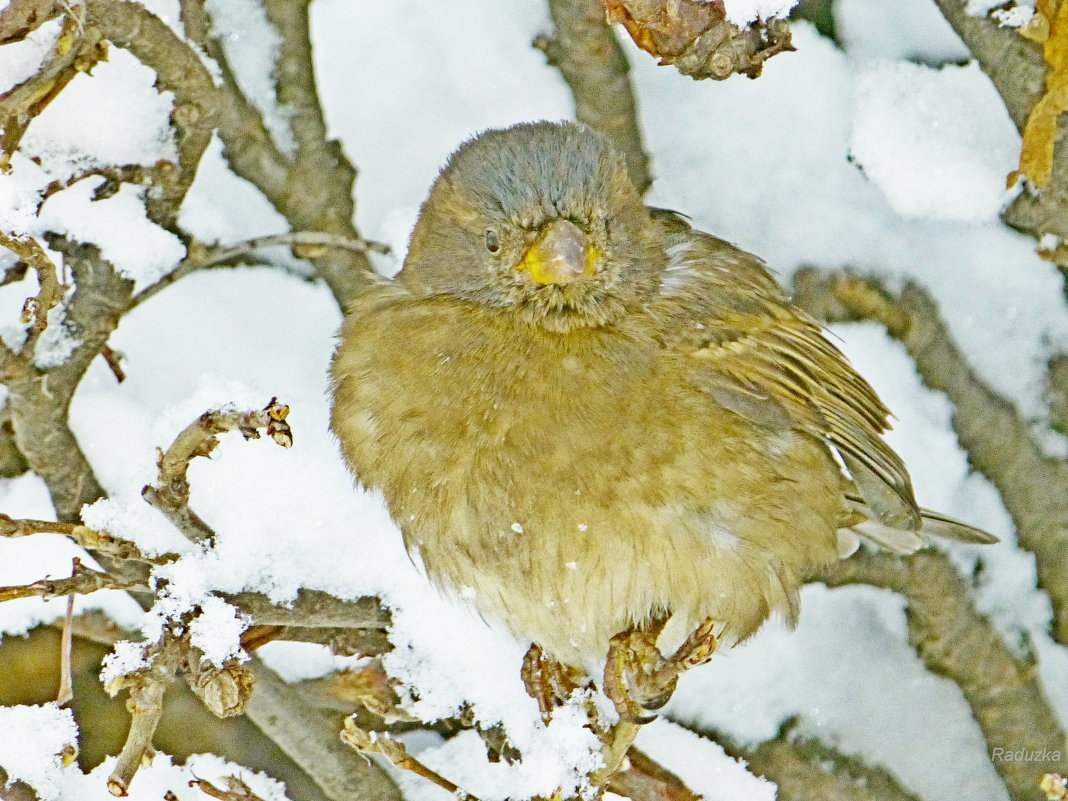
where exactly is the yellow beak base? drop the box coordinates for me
[517,219,597,285]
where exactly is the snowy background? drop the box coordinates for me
[0,0,1065,799]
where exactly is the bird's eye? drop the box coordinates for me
[485,229,500,254]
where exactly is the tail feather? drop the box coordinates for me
[841,492,998,555]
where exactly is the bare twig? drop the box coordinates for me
[56,590,75,705]
[132,232,389,310]
[0,514,177,563]
[142,399,292,544]
[107,639,180,795]
[38,164,156,210]
[99,344,125,383]
[792,269,1068,647]
[189,776,266,801]
[821,551,1066,799]
[341,719,473,800]
[539,0,651,194]
[0,561,141,602]
[0,233,64,357]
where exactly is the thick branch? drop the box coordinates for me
[4,365,104,523]
[541,0,652,194]
[244,658,402,801]
[822,551,1065,799]
[704,718,923,801]
[0,238,130,523]
[793,269,1068,647]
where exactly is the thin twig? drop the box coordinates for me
[0,4,106,172]
[341,719,475,800]
[0,563,142,603]
[189,776,266,801]
[142,399,292,544]
[0,514,177,563]
[131,232,389,310]
[56,589,75,706]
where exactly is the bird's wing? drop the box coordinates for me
[647,208,921,531]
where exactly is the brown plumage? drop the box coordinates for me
[330,121,994,668]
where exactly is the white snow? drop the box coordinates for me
[993,5,1037,28]
[0,725,296,801]
[188,596,250,667]
[0,704,77,801]
[836,0,970,62]
[722,0,800,26]
[635,719,776,801]
[37,180,186,286]
[850,60,1019,223]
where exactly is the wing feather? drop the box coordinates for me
[649,209,921,530]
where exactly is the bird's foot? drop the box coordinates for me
[604,618,718,724]
[521,643,588,724]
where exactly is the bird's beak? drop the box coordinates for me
[516,219,598,285]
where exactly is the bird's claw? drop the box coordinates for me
[521,643,587,724]
[603,617,718,723]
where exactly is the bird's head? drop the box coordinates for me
[399,121,663,332]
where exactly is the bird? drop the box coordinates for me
[329,120,995,723]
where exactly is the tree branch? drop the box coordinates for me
[181,0,374,308]
[792,268,1068,647]
[244,657,402,801]
[540,0,652,194]
[929,1,1068,276]
[701,718,923,801]
[84,0,218,231]
[821,551,1066,799]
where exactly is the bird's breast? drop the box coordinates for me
[330,292,841,660]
